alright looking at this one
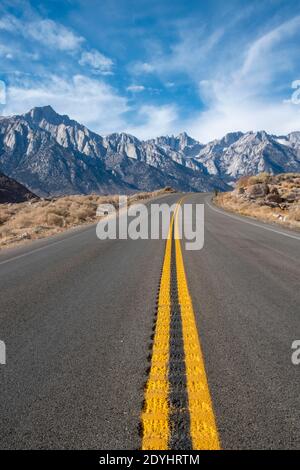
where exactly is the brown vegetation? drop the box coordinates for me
[214,173,300,230]
[0,187,174,249]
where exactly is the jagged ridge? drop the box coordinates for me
[0,106,299,197]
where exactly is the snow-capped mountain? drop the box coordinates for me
[0,106,227,196]
[0,107,130,196]
[195,131,300,181]
[0,106,299,197]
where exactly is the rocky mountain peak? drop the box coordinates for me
[176,131,197,148]
[24,105,69,126]
[147,132,201,156]
[222,132,244,145]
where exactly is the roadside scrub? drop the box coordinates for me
[214,173,300,231]
[0,188,174,250]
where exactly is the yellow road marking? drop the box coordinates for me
[174,201,220,450]
[142,197,220,450]
[141,214,174,450]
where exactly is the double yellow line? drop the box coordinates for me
[141,198,220,450]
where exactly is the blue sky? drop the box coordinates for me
[0,0,300,141]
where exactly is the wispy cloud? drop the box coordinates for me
[186,15,300,141]
[131,62,156,74]
[0,12,114,73]
[0,15,20,33]
[79,49,114,75]
[126,85,145,92]
[0,15,84,51]
[130,19,225,80]
[188,96,300,142]
[27,19,84,51]
[240,15,300,79]
[125,104,180,139]
[0,1,300,141]
[0,43,14,59]
[5,74,129,134]
[4,74,180,139]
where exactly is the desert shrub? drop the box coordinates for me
[12,214,33,228]
[46,212,64,227]
[294,178,300,187]
[51,205,70,218]
[73,208,89,221]
[0,213,9,225]
[0,188,173,248]
[289,207,300,222]
[0,226,10,238]
[82,205,97,217]
[236,176,251,188]
[65,216,76,225]
[38,200,51,207]
[282,173,296,181]
[248,172,271,185]
[133,192,148,201]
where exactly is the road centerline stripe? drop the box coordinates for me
[141,214,174,450]
[168,232,193,449]
[142,197,220,450]
[174,201,220,450]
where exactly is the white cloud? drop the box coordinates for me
[0,81,6,105]
[131,62,156,74]
[188,96,300,143]
[185,16,300,142]
[131,26,224,80]
[188,69,300,142]
[126,85,145,92]
[0,13,114,77]
[127,14,300,142]
[27,19,84,51]
[125,104,179,139]
[3,76,181,139]
[0,44,14,59]
[240,15,300,79]
[4,75,129,134]
[0,15,20,32]
[79,49,113,74]
[0,14,84,52]
[2,8,299,143]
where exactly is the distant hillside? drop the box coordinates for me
[0,171,38,203]
[0,188,173,249]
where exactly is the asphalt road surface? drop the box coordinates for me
[0,193,299,450]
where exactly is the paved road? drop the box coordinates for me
[0,193,299,449]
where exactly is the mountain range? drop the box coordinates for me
[0,105,299,197]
